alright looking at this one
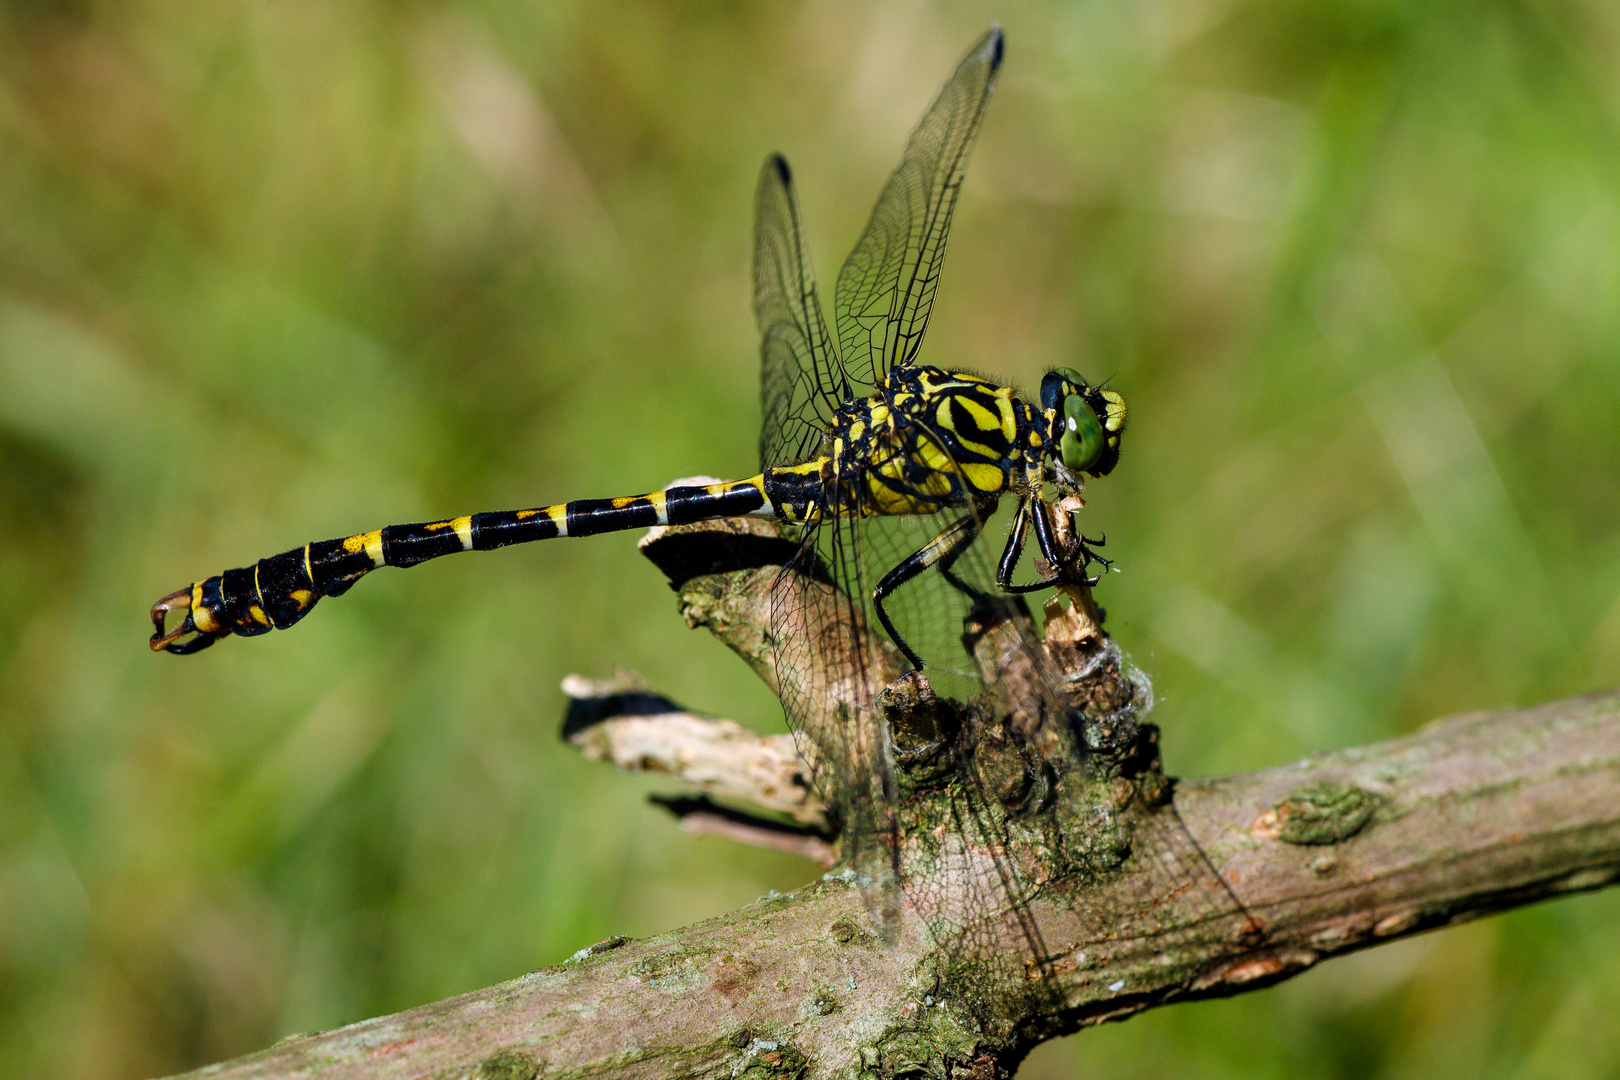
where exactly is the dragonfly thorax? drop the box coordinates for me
[820,366,1039,520]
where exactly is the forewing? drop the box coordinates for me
[755,155,847,470]
[833,26,1003,386]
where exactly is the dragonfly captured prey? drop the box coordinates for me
[147,26,1126,665]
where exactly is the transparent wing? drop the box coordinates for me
[856,499,1075,979]
[768,512,903,922]
[833,26,1003,386]
[885,500,1258,984]
[754,155,848,470]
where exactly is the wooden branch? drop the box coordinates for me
[171,693,1620,1080]
[166,516,1620,1080]
[1027,689,1620,1027]
[560,670,828,830]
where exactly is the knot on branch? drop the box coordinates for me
[1251,780,1385,845]
[595,514,1221,1050]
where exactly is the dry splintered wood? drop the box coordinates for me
[169,520,1620,1080]
[560,671,828,830]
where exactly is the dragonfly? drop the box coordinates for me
[150,26,1252,989]
[146,25,1124,670]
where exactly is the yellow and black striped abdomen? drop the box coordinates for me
[151,477,779,653]
[150,367,1047,655]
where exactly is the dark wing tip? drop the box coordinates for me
[985,24,1005,71]
[768,153,792,184]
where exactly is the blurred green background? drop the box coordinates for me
[2,0,1619,1076]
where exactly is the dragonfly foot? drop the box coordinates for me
[1074,533,1112,585]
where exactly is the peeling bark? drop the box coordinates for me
[167,520,1620,1080]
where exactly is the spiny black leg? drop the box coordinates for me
[939,537,993,603]
[874,589,925,672]
[993,497,1116,593]
[940,499,1005,601]
[996,496,1072,594]
[874,514,980,670]
[1032,495,1066,569]
[995,497,1032,591]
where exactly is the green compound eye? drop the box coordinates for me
[1060,395,1106,473]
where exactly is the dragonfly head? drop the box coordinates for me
[1040,368,1127,483]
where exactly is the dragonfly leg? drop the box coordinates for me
[1075,531,1112,582]
[995,496,1096,592]
[1037,499,1114,586]
[994,496,1034,591]
[997,496,1078,594]
[938,496,1014,602]
[873,513,982,670]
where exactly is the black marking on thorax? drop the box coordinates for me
[842,368,1026,505]
[1014,399,1049,487]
